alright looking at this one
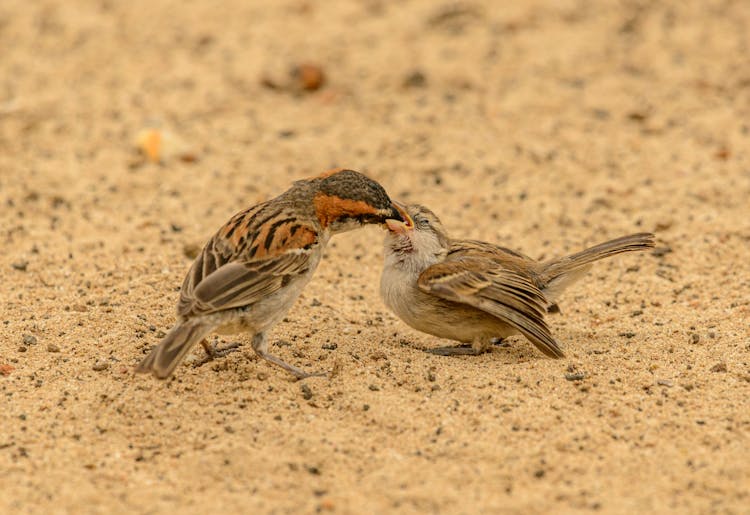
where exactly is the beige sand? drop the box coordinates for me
[1,0,749,513]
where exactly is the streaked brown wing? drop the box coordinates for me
[177,236,234,310]
[176,202,321,318]
[449,239,536,262]
[417,256,563,358]
[448,239,545,288]
[177,249,313,317]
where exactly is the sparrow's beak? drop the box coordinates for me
[385,201,412,234]
[384,202,405,223]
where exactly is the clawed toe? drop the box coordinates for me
[211,341,242,357]
[195,340,242,367]
[250,333,328,380]
[293,369,329,381]
[276,363,329,381]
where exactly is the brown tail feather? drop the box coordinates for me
[540,232,655,301]
[134,319,214,379]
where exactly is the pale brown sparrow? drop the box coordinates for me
[380,203,655,358]
[135,169,404,380]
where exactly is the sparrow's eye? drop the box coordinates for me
[417,218,431,229]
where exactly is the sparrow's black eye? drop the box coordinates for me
[417,217,431,229]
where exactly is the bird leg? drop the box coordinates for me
[251,333,326,380]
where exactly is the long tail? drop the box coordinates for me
[540,232,655,302]
[134,319,214,379]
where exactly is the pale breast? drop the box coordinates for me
[380,267,517,343]
[213,251,322,336]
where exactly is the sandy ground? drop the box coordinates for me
[2,0,749,513]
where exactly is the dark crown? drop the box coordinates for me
[319,170,392,210]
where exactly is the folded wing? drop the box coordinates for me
[177,241,314,318]
[417,256,564,358]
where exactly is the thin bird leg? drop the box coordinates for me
[251,333,326,380]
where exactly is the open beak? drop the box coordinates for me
[385,201,412,234]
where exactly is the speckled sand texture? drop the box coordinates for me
[1,0,749,513]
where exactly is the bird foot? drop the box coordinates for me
[292,369,329,381]
[491,337,509,347]
[194,340,242,367]
[255,350,328,380]
[426,344,483,356]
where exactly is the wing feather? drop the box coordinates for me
[178,250,312,318]
[175,204,319,318]
[417,256,564,358]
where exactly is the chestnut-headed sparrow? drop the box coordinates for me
[135,169,404,379]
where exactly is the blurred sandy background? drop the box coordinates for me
[1,0,749,513]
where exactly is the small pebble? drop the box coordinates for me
[300,383,313,400]
[319,498,335,511]
[657,379,673,387]
[627,111,649,122]
[710,362,727,373]
[183,243,201,259]
[12,261,28,271]
[134,128,195,164]
[22,335,37,345]
[403,70,427,88]
[651,247,672,257]
[47,344,60,353]
[292,64,325,91]
[92,360,109,371]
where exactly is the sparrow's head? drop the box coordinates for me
[309,169,404,234]
[383,202,449,271]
